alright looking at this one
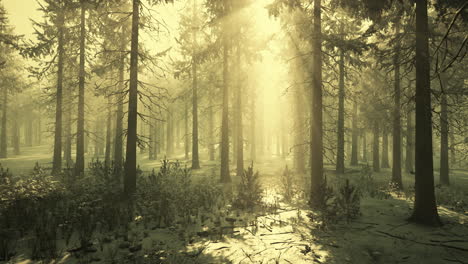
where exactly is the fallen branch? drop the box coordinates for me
[375,231,468,252]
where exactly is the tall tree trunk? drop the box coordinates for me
[166,109,174,157]
[25,116,33,147]
[392,22,403,188]
[191,0,200,169]
[75,3,86,177]
[449,132,455,167]
[114,28,125,177]
[37,116,41,145]
[362,129,367,162]
[52,10,65,174]
[439,76,449,185]
[220,15,231,183]
[310,0,324,208]
[64,85,72,167]
[372,121,380,172]
[410,0,440,226]
[336,49,345,174]
[208,85,215,161]
[250,88,256,163]
[185,98,189,160]
[12,113,20,155]
[293,69,306,173]
[235,43,244,176]
[350,101,358,165]
[124,0,140,197]
[381,128,389,168]
[0,88,8,158]
[405,108,414,172]
[105,96,112,167]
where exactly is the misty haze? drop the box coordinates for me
[0,0,467,263]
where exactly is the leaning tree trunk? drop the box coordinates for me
[75,3,86,177]
[336,49,345,174]
[410,0,440,226]
[381,128,389,168]
[0,88,8,158]
[124,0,140,198]
[310,0,324,208]
[350,101,359,165]
[372,121,380,172]
[439,76,449,185]
[392,22,403,188]
[52,10,65,174]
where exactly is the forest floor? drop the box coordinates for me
[1,145,468,264]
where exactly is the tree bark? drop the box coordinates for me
[75,3,86,176]
[52,10,65,174]
[185,97,189,160]
[336,49,345,174]
[310,0,324,208]
[191,0,200,169]
[409,0,440,226]
[124,0,140,198]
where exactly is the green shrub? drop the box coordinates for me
[280,165,295,202]
[435,185,467,212]
[233,164,263,210]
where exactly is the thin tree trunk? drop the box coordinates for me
[310,0,324,208]
[52,10,65,174]
[220,15,231,183]
[373,121,380,172]
[293,68,306,173]
[124,0,140,197]
[350,101,358,165]
[410,0,440,226]
[362,129,367,162]
[382,128,389,168]
[75,3,86,177]
[336,49,345,174]
[250,88,256,163]
[114,27,125,176]
[185,98,189,160]
[191,0,200,169]
[208,85,215,161]
[392,21,403,188]
[105,96,112,167]
[405,108,414,172]
[64,85,72,167]
[12,113,20,155]
[0,88,8,158]
[235,43,243,176]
